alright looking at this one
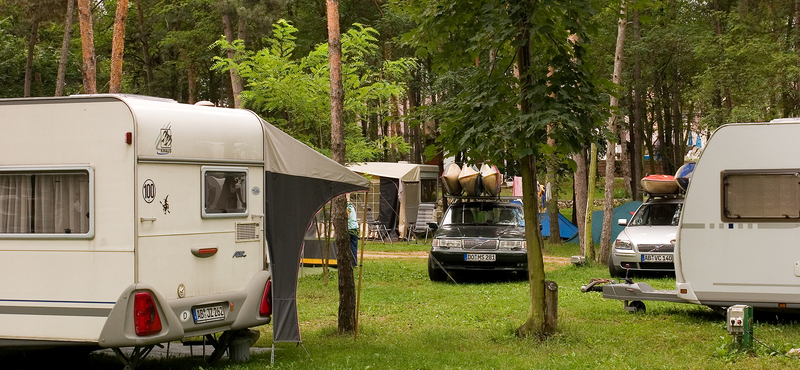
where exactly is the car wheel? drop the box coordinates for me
[427,255,447,282]
[608,256,626,278]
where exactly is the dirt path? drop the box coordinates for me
[362,250,571,266]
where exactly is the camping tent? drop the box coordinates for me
[347,162,439,239]
[540,212,579,240]
[263,123,369,344]
[565,201,642,245]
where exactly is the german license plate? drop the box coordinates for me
[193,304,226,324]
[642,254,673,262]
[464,253,496,262]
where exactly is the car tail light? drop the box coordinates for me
[134,292,162,336]
[259,279,273,317]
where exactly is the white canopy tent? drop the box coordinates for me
[347,162,439,239]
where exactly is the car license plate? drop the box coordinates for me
[464,253,496,262]
[642,254,673,262]
[193,304,226,324]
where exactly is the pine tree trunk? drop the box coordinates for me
[573,149,588,256]
[134,0,153,93]
[109,0,129,94]
[632,10,644,200]
[546,134,561,245]
[24,20,39,97]
[585,144,597,261]
[327,0,355,334]
[221,2,243,108]
[601,1,627,264]
[56,0,75,96]
[77,0,96,94]
[183,50,197,104]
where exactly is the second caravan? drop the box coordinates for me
[584,118,800,313]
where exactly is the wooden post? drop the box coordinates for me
[543,280,558,336]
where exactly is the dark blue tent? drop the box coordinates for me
[565,201,642,244]
[540,212,578,240]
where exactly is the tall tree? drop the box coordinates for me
[397,0,608,338]
[631,8,644,199]
[109,0,129,93]
[23,15,39,97]
[573,148,588,256]
[77,0,96,94]
[601,1,628,264]
[56,0,76,96]
[133,0,152,94]
[327,0,356,334]
[221,0,244,107]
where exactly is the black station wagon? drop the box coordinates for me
[427,200,527,281]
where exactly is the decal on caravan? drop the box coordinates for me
[0,95,368,367]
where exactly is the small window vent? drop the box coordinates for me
[236,222,259,242]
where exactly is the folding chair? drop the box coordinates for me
[409,203,436,244]
[366,207,392,244]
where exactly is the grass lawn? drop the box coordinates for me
[14,241,800,369]
[244,240,800,370]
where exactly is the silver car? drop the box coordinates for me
[609,196,683,277]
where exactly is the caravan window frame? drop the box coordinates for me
[202,166,249,218]
[0,165,95,239]
[721,169,800,222]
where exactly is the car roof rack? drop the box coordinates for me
[643,192,684,201]
[445,195,523,202]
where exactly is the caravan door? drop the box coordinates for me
[136,163,265,300]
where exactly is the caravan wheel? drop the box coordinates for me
[626,300,646,313]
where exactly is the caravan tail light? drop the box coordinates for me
[134,292,162,336]
[259,279,273,317]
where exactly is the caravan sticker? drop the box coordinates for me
[156,124,172,155]
[160,195,170,214]
[142,179,156,203]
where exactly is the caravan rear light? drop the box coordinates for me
[259,279,273,317]
[134,292,162,336]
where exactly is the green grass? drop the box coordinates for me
[35,245,800,369]
[243,259,800,370]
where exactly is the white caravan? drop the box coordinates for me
[583,118,800,313]
[0,95,367,366]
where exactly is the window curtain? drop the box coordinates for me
[34,174,89,234]
[0,175,32,233]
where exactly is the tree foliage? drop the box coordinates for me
[212,20,414,161]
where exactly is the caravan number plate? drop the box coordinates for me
[641,254,673,262]
[465,253,496,262]
[193,304,226,324]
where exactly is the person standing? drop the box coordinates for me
[346,195,359,267]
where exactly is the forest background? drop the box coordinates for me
[2,0,799,254]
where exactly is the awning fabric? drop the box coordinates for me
[263,121,369,343]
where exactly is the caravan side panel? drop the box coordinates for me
[677,122,800,308]
[0,98,135,343]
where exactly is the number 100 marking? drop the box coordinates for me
[143,179,156,203]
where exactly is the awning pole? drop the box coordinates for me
[355,190,368,340]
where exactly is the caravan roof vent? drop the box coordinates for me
[194,100,215,107]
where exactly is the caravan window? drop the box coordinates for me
[722,171,800,221]
[0,167,93,238]
[203,167,248,217]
